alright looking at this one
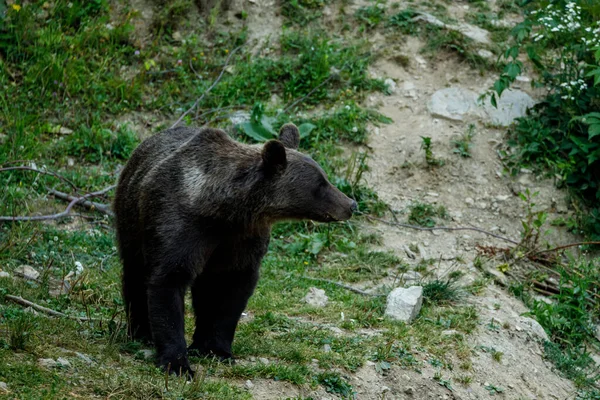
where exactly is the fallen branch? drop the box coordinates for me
[298,275,386,297]
[0,185,116,222]
[48,188,114,217]
[532,241,600,255]
[365,215,520,245]
[0,165,78,192]
[171,45,244,129]
[4,294,99,322]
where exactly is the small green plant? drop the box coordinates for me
[452,124,475,158]
[433,372,453,391]
[517,189,548,250]
[408,202,448,227]
[355,2,387,30]
[420,136,444,167]
[238,103,316,143]
[7,311,36,351]
[484,384,504,395]
[422,279,461,305]
[315,372,355,397]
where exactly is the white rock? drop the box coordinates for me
[0,134,7,144]
[465,197,475,206]
[384,78,397,94]
[258,357,269,364]
[38,358,58,368]
[477,49,494,59]
[75,352,95,365]
[15,265,39,280]
[482,89,536,127]
[245,380,254,390]
[139,349,154,360]
[401,271,423,283]
[0,271,10,278]
[56,357,71,368]
[518,317,549,341]
[323,344,332,353]
[303,287,329,308]
[427,87,480,121]
[594,324,600,342]
[413,12,490,44]
[58,126,73,135]
[0,382,7,392]
[385,286,423,323]
[442,329,460,336]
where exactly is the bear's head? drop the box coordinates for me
[261,124,357,223]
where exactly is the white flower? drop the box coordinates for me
[74,261,84,276]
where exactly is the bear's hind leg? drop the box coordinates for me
[188,267,259,361]
[121,246,151,342]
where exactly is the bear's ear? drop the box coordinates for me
[262,140,287,175]
[278,123,300,150]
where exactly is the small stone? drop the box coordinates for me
[381,386,391,393]
[441,330,460,336]
[417,244,427,260]
[385,286,423,323]
[595,324,600,342]
[495,195,510,202]
[75,352,95,365]
[384,78,397,94]
[244,380,254,390]
[404,386,415,395]
[38,358,58,368]
[465,197,475,206]
[516,76,531,83]
[329,326,343,335]
[139,349,154,360]
[229,111,250,126]
[0,382,7,392]
[15,265,39,280]
[58,126,73,135]
[303,287,329,308]
[172,31,182,41]
[323,344,332,353]
[477,49,494,59]
[0,133,7,144]
[0,271,10,278]
[67,157,75,167]
[258,357,269,364]
[56,357,71,368]
[428,87,479,121]
[518,317,549,341]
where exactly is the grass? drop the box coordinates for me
[407,202,448,227]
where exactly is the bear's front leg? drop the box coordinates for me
[147,285,194,377]
[189,267,260,361]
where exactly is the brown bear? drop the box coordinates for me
[113,123,356,376]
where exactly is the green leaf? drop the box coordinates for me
[297,123,316,138]
[239,122,274,142]
[589,124,600,140]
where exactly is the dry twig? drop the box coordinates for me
[5,294,99,322]
[298,275,386,297]
[0,185,115,222]
[48,188,114,217]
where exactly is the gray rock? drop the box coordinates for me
[413,12,490,44]
[595,324,600,342]
[139,349,154,360]
[56,357,71,368]
[477,49,494,59]
[258,357,269,364]
[427,87,480,121]
[482,89,536,127]
[303,287,329,308]
[0,382,7,392]
[385,286,423,323]
[14,265,39,280]
[75,352,95,365]
[245,380,254,390]
[323,344,332,353]
[384,78,397,94]
[0,271,10,278]
[517,317,549,341]
[59,126,73,135]
[38,358,58,368]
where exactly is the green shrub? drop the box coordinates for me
[489,0,600,239]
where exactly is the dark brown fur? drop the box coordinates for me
[113,124,356,376]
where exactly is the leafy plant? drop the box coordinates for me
[408,202,448,227]
[452,124,475,158]
[238,103,316,143]
[488,0,600,240]
[420,136,444,167]
[517,189,548,250]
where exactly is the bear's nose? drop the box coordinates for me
[350,200,358,213]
